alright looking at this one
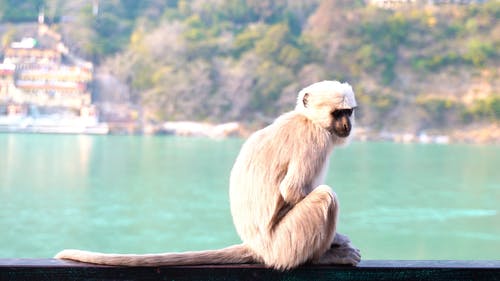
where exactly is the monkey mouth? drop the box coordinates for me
[329,127,350,138]
[336,131,350,138]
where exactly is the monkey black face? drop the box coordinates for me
[330,108,354,138]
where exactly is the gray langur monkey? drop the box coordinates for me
[55,80,361,270]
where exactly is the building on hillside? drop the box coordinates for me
[0,63,16,100]
[0,22,107,134]
[1,34,92,109]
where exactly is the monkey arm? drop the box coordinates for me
[278,160,316,205]
[277,127,329,205]
[279,165,305,204]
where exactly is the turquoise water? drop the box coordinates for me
[0,134,499,260]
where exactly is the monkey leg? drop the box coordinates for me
[260,185,339,270]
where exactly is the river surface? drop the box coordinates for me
[0,134,499,260]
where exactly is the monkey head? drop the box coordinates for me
[296,81,357,138]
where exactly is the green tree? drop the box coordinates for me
[0,0,43,22]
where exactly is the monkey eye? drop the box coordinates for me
[332,108,354,118]
[332,110,342,118]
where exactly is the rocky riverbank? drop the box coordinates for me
[140,121,499,145]
[353,125,499,145]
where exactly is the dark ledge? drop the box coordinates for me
[1,259,499,281]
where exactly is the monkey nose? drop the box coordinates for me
[343,124,349,131]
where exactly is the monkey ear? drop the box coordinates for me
[302,93,309,108]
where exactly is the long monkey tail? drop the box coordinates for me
[54,244,255,266]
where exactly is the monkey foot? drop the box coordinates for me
[331,232,352,248]
[316,244,361,266]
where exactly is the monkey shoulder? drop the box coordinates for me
[273,111,331,149]
[236,111,331,166]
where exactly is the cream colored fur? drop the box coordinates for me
[55,80,361,270]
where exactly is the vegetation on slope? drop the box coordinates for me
[1,0,498,134]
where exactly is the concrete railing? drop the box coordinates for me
[1,259,499,280]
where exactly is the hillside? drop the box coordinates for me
[1,0,499,142]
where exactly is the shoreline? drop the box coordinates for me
[0,119,498,145]
[144,121,500,145]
